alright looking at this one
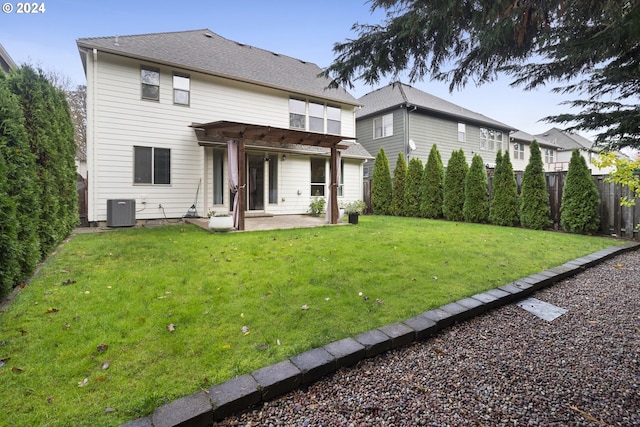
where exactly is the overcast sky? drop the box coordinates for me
[1,0,591,137]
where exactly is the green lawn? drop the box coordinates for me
[0,216,620,427]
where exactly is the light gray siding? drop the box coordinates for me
[357,110,405,175]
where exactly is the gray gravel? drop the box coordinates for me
[214,250,640,427]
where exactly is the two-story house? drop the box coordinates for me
[535,127,618,174]
[509,130,560,172]
[77,29,370,229]
[356,82,515,176]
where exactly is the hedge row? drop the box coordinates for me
[0,66,78,298]
[371,142,598,234]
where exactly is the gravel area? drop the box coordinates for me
[214,249,640,426]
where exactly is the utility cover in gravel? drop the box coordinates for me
[516,297,568,321]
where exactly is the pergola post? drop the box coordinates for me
[330,144,339,224]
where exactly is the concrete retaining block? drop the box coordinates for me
[290,347,336,384]
[323,337,366,368]
[209,374,261,421]
[151,391,212,427]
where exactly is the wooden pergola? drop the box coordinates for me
[193,121,349,231]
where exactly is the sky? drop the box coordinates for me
[0,0,591,138]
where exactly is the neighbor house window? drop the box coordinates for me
[289,98,342,134]
[545,148,554,163]
[479,128,503,151]
[213,150,224,204]
[310,158,326,196]
[513,142,525,160]
[289,98,306,129]
[458,123,466,142]
[173,73,190,105]
[374,113,393,138]
[134,146,170,184]
[141,66,160,101]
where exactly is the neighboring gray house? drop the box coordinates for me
[0,42,17,73]
[535,127,617,174]
[356,82,515,176]
[77,29,371,228]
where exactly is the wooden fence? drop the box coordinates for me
[363,172,640,240]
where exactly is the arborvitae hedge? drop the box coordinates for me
[464,154,489,223]
[443,149,468,221]
[489,150,520,226]
[7,66,78,256]
[0,148,19,295]
[0,66,78,297]
[520,140,551,230]
[0,78,40,297]
[404,157,424,217]
[420,144,444,218]
[372,148,392,215]
[560,150,601,233]
[390,152,407,216]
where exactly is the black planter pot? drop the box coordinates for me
[348,213,359,224]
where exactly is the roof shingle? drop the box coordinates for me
[77,29,357,105]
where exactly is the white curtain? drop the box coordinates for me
[326,150,341,223]
[227,139,239,229]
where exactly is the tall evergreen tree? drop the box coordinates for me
[404,157,423,217]
[372,147,392,215]
[0,78,40,293]
[560,150,601,233]
[420,144,444,218]
[0,146,19,297]
[390,152,407,216]
[443,149,468,221]
[325,0,640,151]
[6,66,78,256]
[489,150,520,226]
[520,140,551,230]
[463,154,489,223]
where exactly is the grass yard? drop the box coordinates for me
[0,216,621,426]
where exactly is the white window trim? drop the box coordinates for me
[374,113,393,139]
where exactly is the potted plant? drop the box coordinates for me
[207,209,233,232]
[344,200,366,224]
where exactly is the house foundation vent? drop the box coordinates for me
[107,199,136,227]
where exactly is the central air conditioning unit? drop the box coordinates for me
[106,199,136,227]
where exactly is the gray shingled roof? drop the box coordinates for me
[511,130,557,148]
[76,29,358,105]
[535,128,596,151]
[357,82,514,131]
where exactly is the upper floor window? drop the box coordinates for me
[289,98,342,134]
[545,148,554,163]
[513,142,525,160]
[173,74,190,105]
[479,128,503,151]
[289,98,306,129]
[327,105,341,135]
[141,66,160,101]
[458,123,466,142]
[134,146,170,184]
[374,113,393,138]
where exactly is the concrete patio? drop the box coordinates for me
[184,214,349,232]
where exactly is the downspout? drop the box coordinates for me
[406,103,417,162]
[86,48,98,224]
